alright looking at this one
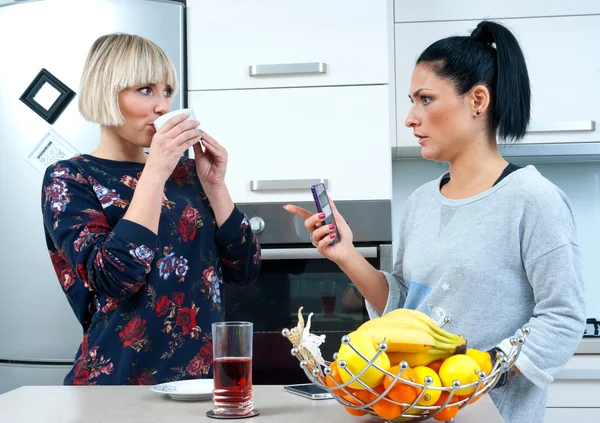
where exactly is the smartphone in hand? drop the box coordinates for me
[311,183,340,245]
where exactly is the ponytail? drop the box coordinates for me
[417,20,531,142]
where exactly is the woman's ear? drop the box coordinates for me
[469,84,491,117]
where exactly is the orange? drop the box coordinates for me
[427,359,445,374]
[371,384,403,420]
[433,404,459,421]
[382,366,419,405]
[326,361,349,396]
[433,392,459,421]
[342,390,373,416]
[458,389,484,404]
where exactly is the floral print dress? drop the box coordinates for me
[41,154,260,385]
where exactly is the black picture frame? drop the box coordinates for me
[19,68,76,124]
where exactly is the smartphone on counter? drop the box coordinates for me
[283,383,334,400]
[311,183,340,245]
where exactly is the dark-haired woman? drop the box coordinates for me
[284,21,585,423]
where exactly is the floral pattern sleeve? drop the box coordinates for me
[214,207,261,286]
[41,164,158,302]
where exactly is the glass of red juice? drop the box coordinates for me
[207,321,258,419]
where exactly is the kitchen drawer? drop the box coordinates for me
[547,355,600,407]
[544,408,600,423]
[188,85,392,203]
[394,16,600,155]
[187,0,391,90]
[394,0,600,23]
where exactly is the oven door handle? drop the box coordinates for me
[260,247,378,260]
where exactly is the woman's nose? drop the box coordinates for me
[405,106,420,128]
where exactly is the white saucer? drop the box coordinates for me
[151,378,214,401]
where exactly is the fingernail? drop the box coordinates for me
[318,213,326,219]
[328,224,335,230]
[329,233,336,239]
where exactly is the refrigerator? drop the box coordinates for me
[0,0,185,394]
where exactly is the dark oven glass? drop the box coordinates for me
[222,251,378,385]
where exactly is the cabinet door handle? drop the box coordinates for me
[527,121,596,133]
[250,179,328,191]
[249,62,327,77]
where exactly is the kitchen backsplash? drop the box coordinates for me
[391,159,600,319]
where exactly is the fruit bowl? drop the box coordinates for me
[282,309,529,423]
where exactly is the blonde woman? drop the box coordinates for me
[41,33,260,385]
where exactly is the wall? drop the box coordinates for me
[391,159,600,319]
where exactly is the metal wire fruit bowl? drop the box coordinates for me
[283,324,529,423]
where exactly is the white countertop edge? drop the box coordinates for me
[575,338,600,354]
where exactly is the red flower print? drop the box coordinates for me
[181,205,199,222]
[49,251,76,291]
[50,165,87,184]
[178,205,199,242]
[176,308,196,335]
[82,209,111,233]
[171,165,190,185]
[119,316,147,347]
[129,372,156,385]
[92,183,122,208]
[128,244,155,272]
[76,264,90,288]
[101,297,120,313]
[120,175,138,189]
[155,296,170,317]
[199,339,213,362]
[74,369,91,385]
[73,226,90,252]
[44,179,69,216]
[172,292,185,306]
[186,354,207,377]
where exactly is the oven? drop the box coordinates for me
[225,200,393,384]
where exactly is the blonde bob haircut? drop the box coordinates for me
[78,33,178,126]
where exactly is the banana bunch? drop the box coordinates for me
[351,308,467,367]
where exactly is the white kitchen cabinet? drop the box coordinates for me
[189,85,392,203]
[544,408,600,423]
[187,0,391,90]
[544,354,600,422]
[546,354,600,407]
[394,0,600,23]
[393,15,600,156]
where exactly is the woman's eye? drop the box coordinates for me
[421,96,432,105]
[138,87,151,95]
[164,88,174,97]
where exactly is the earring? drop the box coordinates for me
[476,110,481,116]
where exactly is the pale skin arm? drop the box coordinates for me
[193,132,234,227]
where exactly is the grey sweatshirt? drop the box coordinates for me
[366,165,586,423]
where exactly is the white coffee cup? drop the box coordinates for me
[153,108,200,132]
[153,108,205,152]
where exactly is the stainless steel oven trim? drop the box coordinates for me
[260,247,378,260]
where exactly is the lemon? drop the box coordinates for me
[439,354,481,396]
[336,332,390,389]
[413,366,442,405]
[466,349,493,375]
